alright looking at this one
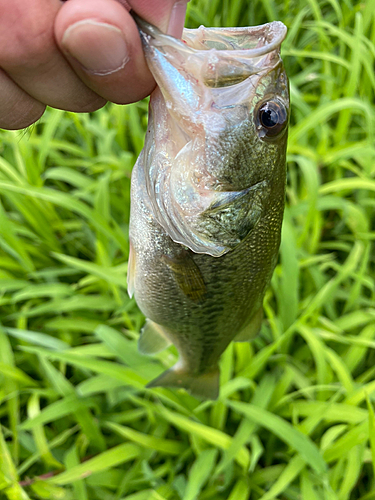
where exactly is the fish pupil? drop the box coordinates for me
[257,100,287,138]
[261,108,278,128]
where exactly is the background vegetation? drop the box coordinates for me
[0,0,374,498]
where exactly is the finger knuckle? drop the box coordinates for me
[0,3,55,69]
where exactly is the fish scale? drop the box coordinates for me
[128,15,289,399]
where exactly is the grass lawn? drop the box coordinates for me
[0,0,375,498]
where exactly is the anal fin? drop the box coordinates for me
[234,308,263,342]
[138,319,172,355]
[147,365,220,400]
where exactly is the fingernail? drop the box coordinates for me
[167,1,189,38]
[62,20,129,76]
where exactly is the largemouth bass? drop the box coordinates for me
[128,15,289,399]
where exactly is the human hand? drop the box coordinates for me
[0,0,188,130]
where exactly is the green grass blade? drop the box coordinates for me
[227,401,327,475]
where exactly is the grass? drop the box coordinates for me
[0,0,374,498]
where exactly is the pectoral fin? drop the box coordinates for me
[234,308,263,342]
[161,251,206,304]
[138,320,172,355]
[201,181,269,248]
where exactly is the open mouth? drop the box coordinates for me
[182,23,287,55]
[133,12,287,89]
[182,24,286,88]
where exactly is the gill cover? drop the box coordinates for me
[135,15,287,256]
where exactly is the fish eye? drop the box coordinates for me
[256,100,288,139]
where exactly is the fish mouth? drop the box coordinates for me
[132,13,287,88]
[132,12,286,55]
[185,23,287,88]
[182,23,287,56]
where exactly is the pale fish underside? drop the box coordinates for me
[128,14,290,399]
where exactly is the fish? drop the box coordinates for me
[128,14,289,399]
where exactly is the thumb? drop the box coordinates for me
[166,1,189,37]
[127,0,189,38]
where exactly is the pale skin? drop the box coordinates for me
[0,0,188,130]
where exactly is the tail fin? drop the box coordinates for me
[147,365,220,400]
